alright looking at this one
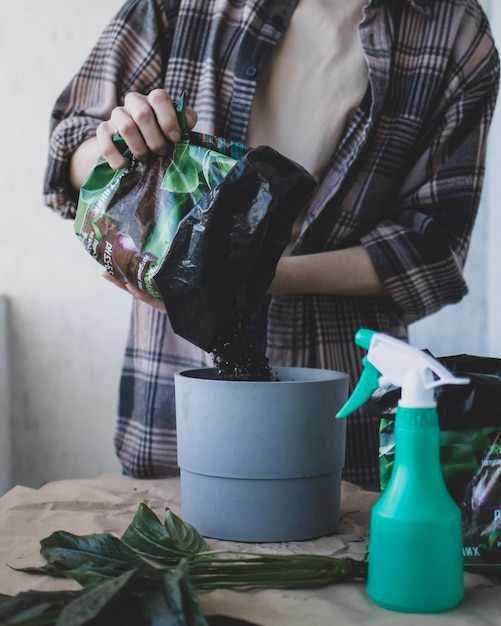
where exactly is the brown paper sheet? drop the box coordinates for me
[0,477,498,625]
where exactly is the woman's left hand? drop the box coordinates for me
[102,271,167,313]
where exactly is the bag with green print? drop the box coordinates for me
[75,93,316,351]
[374,353,501,578]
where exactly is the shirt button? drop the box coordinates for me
[245,66,257,78]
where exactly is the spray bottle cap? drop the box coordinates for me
[336,329,469,418]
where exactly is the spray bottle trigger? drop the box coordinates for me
[354,328,377,351]
[336,356,381,419]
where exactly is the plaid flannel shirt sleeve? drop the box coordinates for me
[42,0,176,219]
[361,5,500,322]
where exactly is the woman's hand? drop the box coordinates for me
[102,272,167,314]
[96,89,198,169]
[70,89,198,189]
[71,89,198,313]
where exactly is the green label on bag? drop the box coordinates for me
[380,420,501,575]
[74,134,246,299]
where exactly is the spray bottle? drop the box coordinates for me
[336,329,469,613]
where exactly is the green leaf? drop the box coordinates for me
[143,561,208,626]
[40,531,144,577]
[51,568,126,587]
[15,565,140,589]
[54,568,137,626]
[0,589,81,625]
[121,504,209,565]
[2,504,368,626]
[143,590,173,625]
[16,564,72,579]
[172,561,209,626]
[164,510,210,556]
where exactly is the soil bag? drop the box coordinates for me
[373,354,501,577]
[75,94,316,351]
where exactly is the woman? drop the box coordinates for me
[44,0,499,490]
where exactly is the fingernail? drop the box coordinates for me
[168,129,181,143]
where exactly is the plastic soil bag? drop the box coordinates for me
[374,354,501,577]
[75,94,248,301]
[75,94,316,352]
[156,145,316,352]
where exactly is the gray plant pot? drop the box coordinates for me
[175,366,349,542]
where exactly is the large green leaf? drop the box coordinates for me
[170,561,209,626]
[121,504,209,564]
[40,532,144,576]
[143,561,208,626]
[0,589,81,625]
[54,568,137,626]
[15,564,150,589]
[164,510,210,557]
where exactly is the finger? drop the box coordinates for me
[185,107,198,129]
[96,119,131,170]
[122,91,171,158]
[125,282,167,314]
[111,98,154,161]
[147,89,183,144]
[147,91,198,138]
[102,271,129,292]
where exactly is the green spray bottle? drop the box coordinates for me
[337,329,469,613]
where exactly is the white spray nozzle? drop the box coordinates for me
[336,329,469,417]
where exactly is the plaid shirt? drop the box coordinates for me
[44,0,499,490]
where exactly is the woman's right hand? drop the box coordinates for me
[70,89,198,190]
[96,89,198,169]
[68,89,200,307]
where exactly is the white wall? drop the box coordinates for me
[0,1,127,489]
[410,0,499,357]
[0,1,500,490]
[0,297,11,493]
